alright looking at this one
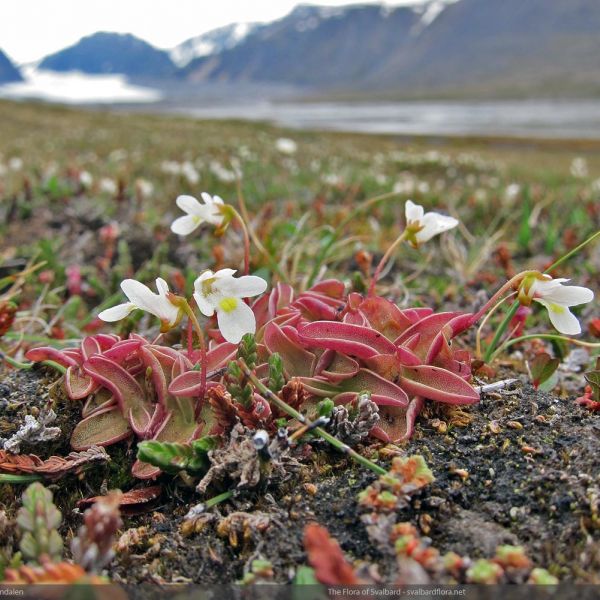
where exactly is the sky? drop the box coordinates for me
[0,0,428,64]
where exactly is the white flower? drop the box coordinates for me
[99,178,117,195]
[526,276,594,335]
[181,161,200,185]
[193,269,267,344]
[98,278,180,330]
[171,193,225,236]
[79,170,93,188]
[405,200,459,246]
[275,137,297,155]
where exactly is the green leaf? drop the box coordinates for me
[293,565,319,585]
[529,353,560,389]
[584,370,600,402]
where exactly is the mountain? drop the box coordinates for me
[366,0,600,96]
[170,22,259,68]
[39,32,176,78]
[0,49,23,83]
[182,0,600,97]
[182,4,422,86]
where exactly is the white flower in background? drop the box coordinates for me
[79,170,93,188]
[99,178,117,195]
[171,193,225,236]
[522,276,594,335]
[9,157,23,171]
[275,137,297,155]
[136,178,154,198]
[570,157,588,178]
[504,183,521,202]
[404,200,459,247]
[181,161,200,185]
[99,278,181,330]
[210,160,239,183]
[193,269,268,344]
[161,160,181,175]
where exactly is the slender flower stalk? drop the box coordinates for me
[368,230,408,296]
[367,200,459,296]
[489,333,600,363]
[480,228,599,361]
[238,359,387,476]
[176,298,208,408]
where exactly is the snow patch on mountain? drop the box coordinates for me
[170,23,258,67]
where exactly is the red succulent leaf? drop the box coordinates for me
[294,296,340,320]
[71,405,132,450]
[401,365,479,404]
[81,388,115,418]
[102,338,143,363]
[318,352,360,382]
[81,336,102,360]
[264,322,316,377]
[93,333,120,350]
[25,346,80,368]
[302,368,409,407]
[432,336,472,379]
[308,279,346,298]
[359,296,415,340]
[371,396,424,442]
[65,366,97,400]
[84,355,154,436]
[206,342,238,371]
[169,370,203,397]
[269,282,295,314]
[395,311,471,360]
[298,321,397,358]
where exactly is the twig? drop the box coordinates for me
[474,379,520,394]
[238,359,387,475]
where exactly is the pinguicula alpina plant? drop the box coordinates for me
[24,193,597,481]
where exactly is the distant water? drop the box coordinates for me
[1,70,600,138]
[0,67,162,104]
[173,99,600,139]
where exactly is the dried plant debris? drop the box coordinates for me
[1,408,61,453]
[0,446,109,481]
[71,491,123,573]
[327,393,380,445]
[196,423,295,494]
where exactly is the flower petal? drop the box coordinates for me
[171,215,200,236]
[405,200,424,222]
[215,275,268,299]
[537,284,593,307]
[120,279,158,313]
[120,279,179,325]
[176,194,204,215]
[212,268,237,279]
[217,300,256,344]
[193,291,215,317]
[155,277,170,296]
[535,299,582,335]
[98,302,136,322]
[416,212,459,243]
